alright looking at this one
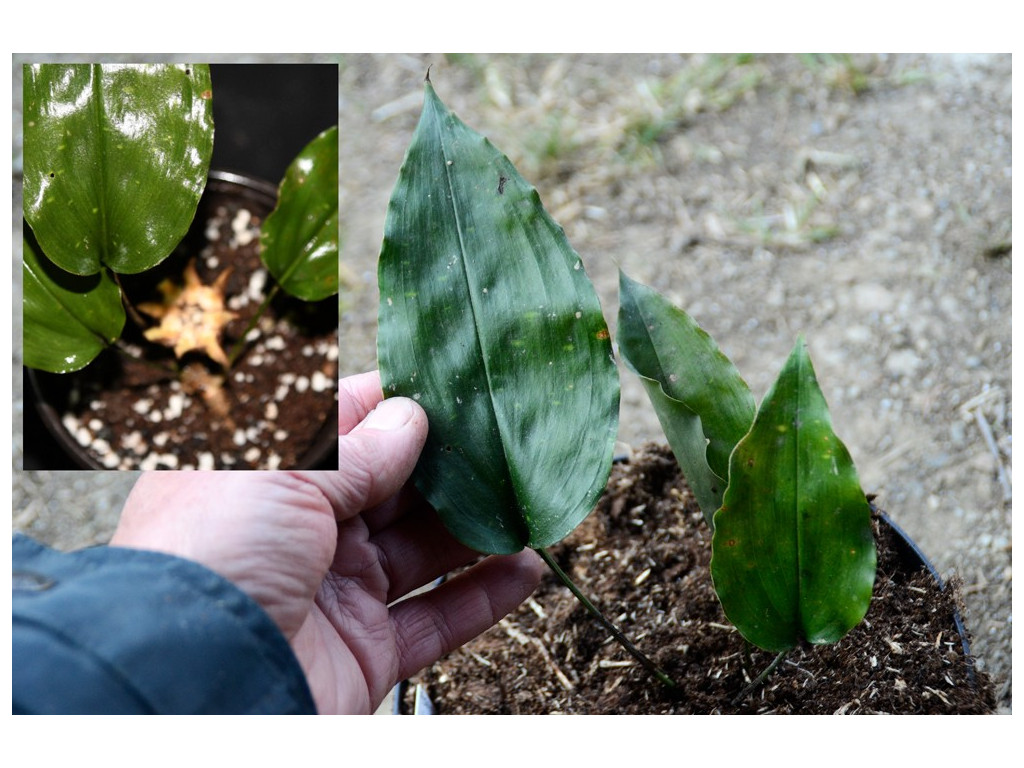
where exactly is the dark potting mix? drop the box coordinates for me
[405,445,995,714]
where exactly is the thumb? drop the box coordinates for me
[329,396,429,516]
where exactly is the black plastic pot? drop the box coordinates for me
[874,507,977,688]
[24,171,338,471]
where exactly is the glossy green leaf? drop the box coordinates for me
[617,270,755,523]
[22,234,125,373]
[377,81,620,554]
[23,63,214,275]
[710,338,876,652]
[261,125,339,301]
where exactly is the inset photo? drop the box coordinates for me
[21,62,340,470]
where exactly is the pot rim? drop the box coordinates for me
[207,168,280,201]
[875,507,976,686]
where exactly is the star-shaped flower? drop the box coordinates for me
[139,260,238,367]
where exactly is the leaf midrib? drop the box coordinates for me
[90,64,113,270]
[429,90,529,545]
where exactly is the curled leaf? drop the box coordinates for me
[617,270,755,523]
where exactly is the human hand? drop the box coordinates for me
[111,370,544,713]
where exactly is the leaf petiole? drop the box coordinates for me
[535,547,678,689]
[226,282,281,368]
[732,649,787,706]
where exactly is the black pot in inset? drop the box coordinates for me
[23,171,338,471]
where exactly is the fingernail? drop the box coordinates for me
[360,398,415,432]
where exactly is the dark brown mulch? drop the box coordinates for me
[407,444,995,714]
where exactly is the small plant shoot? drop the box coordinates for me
[711,338,876,652]
[618,272,876,655]
[378,78,877,695]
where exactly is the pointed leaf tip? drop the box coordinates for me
[378,84,619,554]
[710,338,876,651]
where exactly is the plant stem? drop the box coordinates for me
[226,282,281,368]
[113,271,150,331]
[535,547,678,689]
[732,649,786,706]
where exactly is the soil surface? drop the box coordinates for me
[26,177,338,470]
[404,445,995,714]
[339,54,1011,710]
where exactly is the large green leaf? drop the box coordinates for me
[22,235,125,373]
[261,125,339,301]
[377,81,620,555]
[23,63,214,276]
[710,338,876,652]
[617,270,755,523]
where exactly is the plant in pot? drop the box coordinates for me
[376,78,994,713]
[22,63,339,470]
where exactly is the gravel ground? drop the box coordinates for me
[11,53,1012,713]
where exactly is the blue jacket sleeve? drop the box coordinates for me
[12,533,316,714]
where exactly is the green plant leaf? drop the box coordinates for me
[22,234,125,373]
[710,338,876,652]
[377,80,619,555]
[617,270,755,523]
[23,63,214,276]
[260,125,339,301]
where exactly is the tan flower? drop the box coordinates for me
[139,260,238,367]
